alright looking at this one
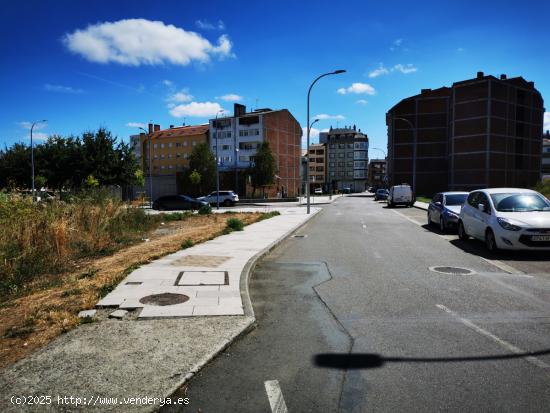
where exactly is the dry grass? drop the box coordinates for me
[0,212,263,369]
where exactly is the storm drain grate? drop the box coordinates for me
[429,266,475,275]
[139,293,190,306]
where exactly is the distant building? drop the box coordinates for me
[308,143,326,192]
[387,72,545,195]
[300,149,308,195]
[135,123,209,198]
[209,104,302,197]
[543,130,550,179]
[322,126,369,192]
[368,159,387,188]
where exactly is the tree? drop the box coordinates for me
[249,141,276,197]
[180,143,216,197]
[189,170,201,185]
[0,143,31,188]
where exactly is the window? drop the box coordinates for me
[168,143,173,148]
[154,154,158,159]
[338,162,344,167]
[154,143,158,149]
[347,143,354,149]
[192,141,197,146]
[329,144,335,149]
[176,153,181,158]
[176,142,182,148]
[239,155,249,162]
[222,144,232,150]
[160,154,165,159]
[161,165,165,170]
[161,143,165,149]
[339,144,345,149]
[347,152,353,158]
[338,153,345,158]
[347,161,353,167]
[168,154,172,159]
[239,142,259,150]
[168,165,173,169]
[330,172,335,177]
[329,162,335,167]
[329,153,335,158]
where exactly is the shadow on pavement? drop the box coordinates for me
[449,238,550,262]
[314,349,550,370]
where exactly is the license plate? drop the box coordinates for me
[531,235,550,241]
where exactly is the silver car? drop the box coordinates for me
[198,190,239,207]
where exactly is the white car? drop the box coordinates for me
[198,190,239,207]
[458,188,550,252]
[314,188,323,195]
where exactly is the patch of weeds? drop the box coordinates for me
[79,316,96,325]
[61,288,82,298]
[198,204,212,215]
[163,212,192,221]
[78,268,98,279]
[223,210,237,214]
[226,218,244,232]
[258,211,281,221]
[3,325,35,339]
[181,239,194,249]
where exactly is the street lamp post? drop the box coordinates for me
[392,116,417,192]
[214,110,224,210]
[307,118,319,202]
[235,147,239,196]
[30,120,47,202]
[306,70,346,214]
[138,126,153,208]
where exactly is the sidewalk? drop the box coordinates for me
[298,194,342,205]
[413,200,429,211]
[0,207,320,412]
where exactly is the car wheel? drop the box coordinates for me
[427,212,433,226]
[458,221,469,240]
[439,216,446,232]
[485,229,499,253]
[223,199,232,207]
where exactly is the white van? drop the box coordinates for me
[388,184,414,207]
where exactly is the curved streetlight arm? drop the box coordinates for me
[371,147,387,158]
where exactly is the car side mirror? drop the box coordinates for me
[477,203,485,211]
[435,201,442,206]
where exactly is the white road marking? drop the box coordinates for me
[436,304,550,370]
[264,380,289,413]
[479,257,524,275]
[391,209,424,226]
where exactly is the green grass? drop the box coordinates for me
[181,238,194,249]
[162,211,193,221]
[416,196,432,204]
[225,217,244,232]
[258,211,281,221]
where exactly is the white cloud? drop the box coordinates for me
[127,122,146,129]
[166,90,194,103]
[368,64,390,78]
[63,19,234,66]
[393,38,403,46]
[43,83,84,94]
[217,93,243,102]
[393,63,417,74]
[169,101,226,118]
[457,47,465,53]
[337,83,376,95]
[368,63,417,78]
[544,112,550,132]
[195,19,226,30]
[162,79,173,87]
[31,133,48,141]
[314,114,345,120]
[356,99,368,105]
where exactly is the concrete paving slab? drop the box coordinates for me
[109,309,128,319]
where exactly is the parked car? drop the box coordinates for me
[374,188,389,201]
[387,184,414,207]
[458,188,550,252]
[198,190,239,207]
[152,195,208,211]
[314,188,323,195]
[428,191,469,231]
[342,187,352,194]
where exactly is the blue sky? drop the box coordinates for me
[2,0,549,155]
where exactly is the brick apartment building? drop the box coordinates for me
[320,126,369,192]
[368,159,387,188]
[387,72,545,195]
[132,123,209,198]
[209,104,302,197]
[308,143,326,192]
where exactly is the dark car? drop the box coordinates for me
[374,189,389,201]
[427,191,469,231]
[152,195,208,211]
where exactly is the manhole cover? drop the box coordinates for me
[139,293,190,306]
[429,266,475,275]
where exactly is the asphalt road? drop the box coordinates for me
[164,195,550,413]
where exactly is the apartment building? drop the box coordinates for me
[368,159,387,188]
[135,123,209,198]
[209,104,302,197]
[543,130,550,179]
[308,143,326,192]
[320,126,369,192]
[387,72,545,195]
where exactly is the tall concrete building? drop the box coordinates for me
[320,126,369,192]
[308,143,326,192]
[368,159,387,188]
[387,72,545,195]
[209,104,302,197]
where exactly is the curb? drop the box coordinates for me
[413,202,429,211]
[162,208,322,403]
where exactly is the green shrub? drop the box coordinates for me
[198,204,212,215]
[181,239,194,249]
[226,217,244,231]
[258,211,281,221]
[163,212,192,221]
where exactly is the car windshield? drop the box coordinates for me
[445,194,468,206]
[490,193,550,212]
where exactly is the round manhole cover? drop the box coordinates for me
[139,293,189,306]
[429,266,475,275]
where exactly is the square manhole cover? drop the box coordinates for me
[175,271,228,286]
[171,255,230,268]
